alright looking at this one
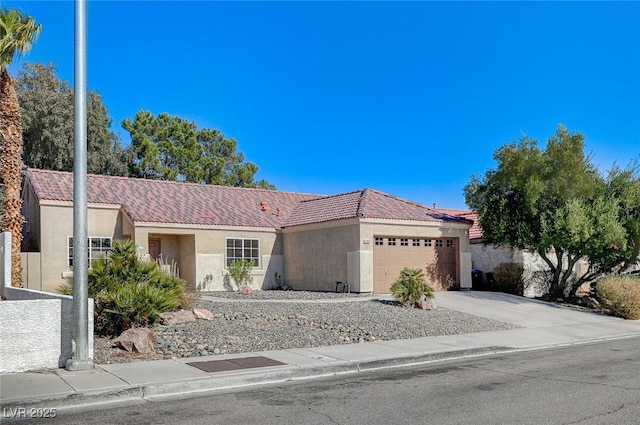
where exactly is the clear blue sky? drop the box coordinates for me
[4,1,640,209]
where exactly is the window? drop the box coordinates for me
[446,239,454,248]
[375,237,384,246]
[400,238,408,246]
[424,239,432,247]
[226,238,260,267]
[388,238,396,246]
[412,239,420,246]
[68,237,112,267]
[435,239,443,247]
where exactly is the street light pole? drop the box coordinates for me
[66,0,94,371]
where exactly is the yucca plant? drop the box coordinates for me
[391,267,435,306]
[60,240,189,336]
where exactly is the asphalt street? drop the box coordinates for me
[10,336,640,425]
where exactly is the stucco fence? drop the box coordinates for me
[1,233,93,373]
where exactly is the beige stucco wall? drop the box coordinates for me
[282,218,472,292]
[180,235,196,291]
[135,224,282,291]
[283,219,361,292]
[469,242,518,273]
[34,202,123,293]
[26,198,283,294]
[198,227,282,291]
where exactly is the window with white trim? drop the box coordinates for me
[446,239,454,248]
[400,238,408,246]
[374,237,384,245]
[435,239,443,247]
[388,238,396,246]
[68,237,112,267]
[424,239,432,247]
[412,239,420,246]
[226,238,260,267]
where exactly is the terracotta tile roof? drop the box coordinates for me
[25,169,474,230]
[285,189,474,227]
[25,168,318,228]
[434,208,484,240]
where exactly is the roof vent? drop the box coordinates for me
[260,200,271,213]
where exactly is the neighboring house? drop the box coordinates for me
[435,207,590,296]
[21,169,473,294]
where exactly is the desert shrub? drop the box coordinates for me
[391,267,435,306]
[59,240,189,336]
[596,275,640,320]
[493,263,525,296]
[228,259,254,290]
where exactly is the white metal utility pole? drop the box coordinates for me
[66,0,94,371]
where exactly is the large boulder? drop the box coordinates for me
[159,309,196,325]
[115,328,157,353]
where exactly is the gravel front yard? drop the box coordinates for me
[94,292,521,364]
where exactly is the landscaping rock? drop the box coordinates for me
[93,294,521,365]
[239,286,252,295]
[115,328,157,353]
[193,308,214,320]
[415,295,437,310]
[160,309,196,325]
[581,296,601,310]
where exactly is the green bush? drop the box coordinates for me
[391,267,435,306]
[59,240,190,336]
[493,263,525,296]
[596,275,640,320]
[228,259,254,290]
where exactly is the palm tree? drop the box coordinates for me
[0,7,41,287]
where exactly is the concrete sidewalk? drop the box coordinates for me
[2,291,640,418]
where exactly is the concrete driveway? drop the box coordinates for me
[434,290,640,348]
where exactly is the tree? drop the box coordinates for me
[122,110,275,189]
[15,62,129,175]
[0,7,41,287]
[464,125,640,298]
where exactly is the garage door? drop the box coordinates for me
[372,236,458,293]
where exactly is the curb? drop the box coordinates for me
[0,345,510,417]
[5,334,640,418]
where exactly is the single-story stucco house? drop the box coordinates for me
[20,168,474,294]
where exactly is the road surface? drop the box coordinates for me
[12,336,640,425]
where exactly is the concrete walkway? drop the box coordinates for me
[199,294,386,303]
[2,291,640,418]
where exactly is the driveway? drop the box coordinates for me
[434,290,640,349]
